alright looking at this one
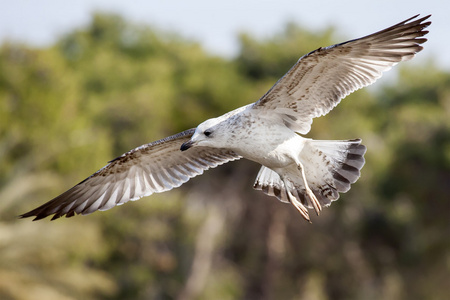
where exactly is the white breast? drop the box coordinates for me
[226,114,307,168]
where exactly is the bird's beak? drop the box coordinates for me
[180,140,194,151]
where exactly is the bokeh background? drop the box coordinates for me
[1,1,449,300]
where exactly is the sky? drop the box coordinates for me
[1,0,449,70]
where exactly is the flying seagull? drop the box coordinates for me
[21,15,430,222]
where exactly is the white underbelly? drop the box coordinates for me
[233,132,307,168]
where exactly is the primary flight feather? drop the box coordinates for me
[21,15,430,222]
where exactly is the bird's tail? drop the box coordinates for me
[253,139,366,208]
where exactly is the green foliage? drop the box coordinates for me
[237,22,334,80]
[1,13,448,300]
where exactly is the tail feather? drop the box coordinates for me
[309,139,366,192]
[253,139,366,209]
[254,166,291,203]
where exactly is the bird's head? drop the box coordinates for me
[180,117,225,151]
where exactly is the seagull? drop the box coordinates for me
[21,15,430,222]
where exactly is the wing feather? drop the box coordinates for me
[252,15,431,134]
[20,129,241,220]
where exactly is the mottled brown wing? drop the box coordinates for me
[252,15,430,134]
[20,129,241,220]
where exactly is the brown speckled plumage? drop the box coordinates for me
[21,15,430,222]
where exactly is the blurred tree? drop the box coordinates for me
[0,13,448,300]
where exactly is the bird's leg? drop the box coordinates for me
[282,178,311,223]
[295,160,322,216]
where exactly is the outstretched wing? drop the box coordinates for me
[252,15,431,134]
[20,129,241,220]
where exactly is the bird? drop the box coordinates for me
[20,14,430,222]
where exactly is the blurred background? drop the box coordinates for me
[1,1,449,299]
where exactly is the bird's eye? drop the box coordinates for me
[204,130,212,137]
